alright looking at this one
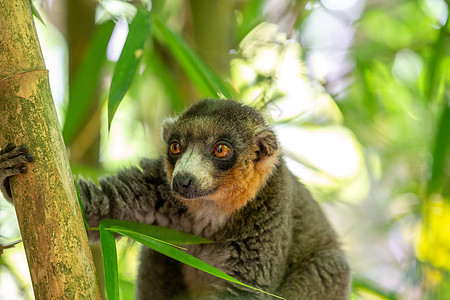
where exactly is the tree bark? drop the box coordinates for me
[0,0,101,298]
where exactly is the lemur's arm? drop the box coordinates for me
[0,144,186,230]
[79,158,187,229]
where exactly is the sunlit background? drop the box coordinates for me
[1,0,449,299]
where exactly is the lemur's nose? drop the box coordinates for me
[173,174,195,195]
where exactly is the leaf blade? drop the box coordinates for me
[100,224,119,300]
[152,17,239,100]
[100,219,213,245]
[427,101,450,196]
[109,227,284,299]
[62,21,115,145]
[425,12,449,102]
[108,8,151,130]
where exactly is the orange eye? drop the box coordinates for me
[170,142,182,155]
[214,144,231,158]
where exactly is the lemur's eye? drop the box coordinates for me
[214,143,232,158]
[170,142,182,155]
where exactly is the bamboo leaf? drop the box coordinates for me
[100,219,213,245]
[63,21,115,145]
[100,224,119,300]
[352,276,399,300]
[29,0,45,26]
[427,100,450,196]
[119,279,135,300]
[152,17,239,100]
[108,8,151,130]
[108,227,284,299]
[425,10,449,102]
[352,275,399,300]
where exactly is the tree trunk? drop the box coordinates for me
[0,0,101,298]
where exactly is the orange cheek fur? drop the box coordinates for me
[208,150,280,215]
[164,151,280,216]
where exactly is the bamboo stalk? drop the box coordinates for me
[0,0,101,298]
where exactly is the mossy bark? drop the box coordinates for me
[0,0,101,298]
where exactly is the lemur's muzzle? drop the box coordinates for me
[172,173,216,199]
[173,174,195,195]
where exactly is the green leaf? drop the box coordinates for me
[118,279,135,300]
[108,226,284,299]
[100,219,213,245]
[63,21,115,145]
[425,10,449,102]
[100,224,119,300]
[352,275,399,300]
[108,8,151,130]
[427,101,450,196]
[152,17,239,100]
[29,0,45,26]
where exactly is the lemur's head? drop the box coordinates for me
[162,99,279,215]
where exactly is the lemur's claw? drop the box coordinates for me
[24,153,34,162]
[3,142,16,154]
[18,165,28,174]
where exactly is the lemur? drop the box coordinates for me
[0,99,351,299]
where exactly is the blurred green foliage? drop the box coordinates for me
[1,0,449,299]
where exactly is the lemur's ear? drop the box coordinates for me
[161,117,178,141]
[256,129,278,159]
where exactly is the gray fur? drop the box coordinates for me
[0,99,351,299]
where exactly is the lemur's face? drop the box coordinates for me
[162,99,279,214]
[167,135,236,199]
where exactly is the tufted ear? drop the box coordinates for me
[161,117,178,141]
[256,129,278,159]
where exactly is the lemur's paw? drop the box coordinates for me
[0,142,34,180]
